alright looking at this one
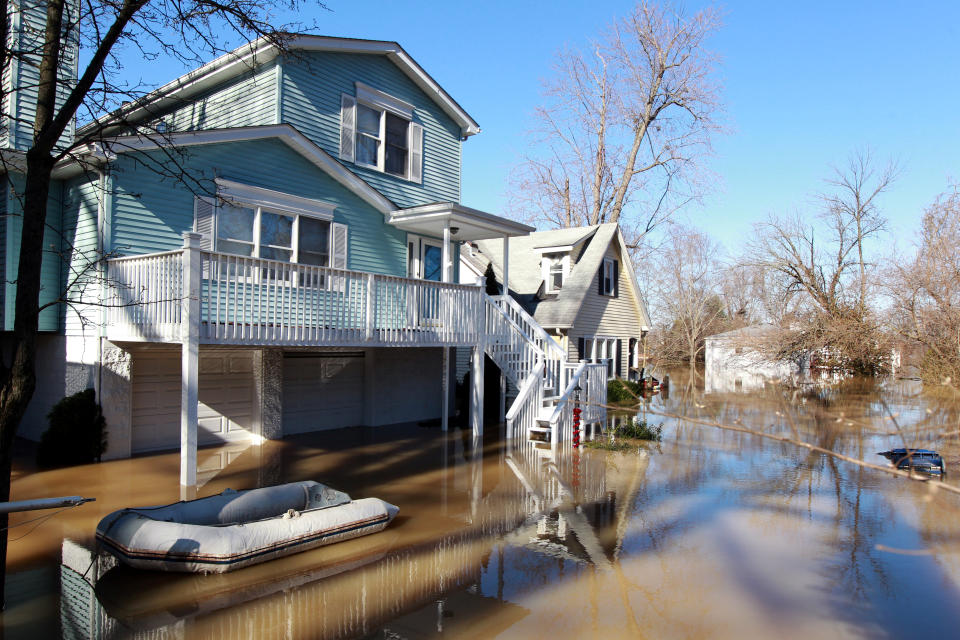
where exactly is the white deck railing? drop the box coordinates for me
[491,294,566,395]
[105,244,484,347]
[505,361,544,440]
[483,294,544,388]
[547,361,608,445]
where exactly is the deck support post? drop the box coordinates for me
[441,224,452,432]
[180,232,202,490]
[499,373,506,422]
[470,344,484,437]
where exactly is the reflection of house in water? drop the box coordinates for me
[58,430,648,638]
[705,325,807,393]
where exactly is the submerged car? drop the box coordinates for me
[878,448,945,476]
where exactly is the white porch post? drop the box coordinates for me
[180,232,201,492]
[502,235,509,295]
[470,344,484,437]
[441,224,451,431]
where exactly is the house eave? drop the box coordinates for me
[77,35,482,140]
[53,124,397,216]
[390,202,533,241]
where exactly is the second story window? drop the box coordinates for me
[340,83,424,183]
[541,251,569,293]
[600,257,618,297]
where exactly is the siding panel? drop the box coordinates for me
[281,52,462,208]
[109,138,407,276]
[568,242,645,378]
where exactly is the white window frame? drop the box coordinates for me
[207,180,344,287]
[354,82,417,179]
[407,234,447,281]
[601,258,616,296]
[583,335,618,380]
[541,252,570,293]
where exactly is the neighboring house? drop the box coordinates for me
[461,223,651,381]
[704,325,806,393]
[4,20,617,487]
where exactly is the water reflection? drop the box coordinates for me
[10,374,960,638]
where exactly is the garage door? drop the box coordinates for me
[282,354,364,434]
[132,351,255,453]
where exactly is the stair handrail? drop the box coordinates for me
[547,361,588,425]
[491,294,566,360]
[505,360,545,439]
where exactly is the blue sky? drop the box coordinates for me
[125,1,960,253]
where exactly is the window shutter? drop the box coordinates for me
[598,266,604,295]
[340,94,356,163]
[330,222,348,269]
[577,337,585,362]
[193,196,216,251]
[613,260,619,298]
[409,122,423,184]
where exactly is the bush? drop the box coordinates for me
[613,419,662,441]
[36,389,107,468]
[607,378,643,403]
[584,439,635,452]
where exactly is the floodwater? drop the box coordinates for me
[5,371,960,639]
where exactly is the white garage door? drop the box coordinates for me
[132,351,255,453]
[282,354,364,434]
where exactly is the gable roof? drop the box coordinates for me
[79,35,481,139]
[469,223,650,329]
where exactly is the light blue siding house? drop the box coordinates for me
[5,31,607,489]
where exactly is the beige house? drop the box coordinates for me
[461,223,651,380]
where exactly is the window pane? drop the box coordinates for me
[218,204,255,242]
[299,250,327,266]
[261,246,292,262]
[299,217,329,253]
[357,135,378,166]
[218,239,253,256]
[261,211,293,248]
[422,245,442,281]
[550,270,563,290]
[385,144,407,176]
[385,113,408,147]
[357,104,380,135]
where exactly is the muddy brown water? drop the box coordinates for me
[4,373,960,639]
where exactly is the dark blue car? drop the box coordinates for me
[878,448,945,476]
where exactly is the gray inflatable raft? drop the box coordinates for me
[96,481,399,573]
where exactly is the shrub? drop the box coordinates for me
[613,419,662,441]
[36,389,107,468]
[584,439,635,452]
[607,378,643,403]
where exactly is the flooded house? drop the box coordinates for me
[460,224,652,383]
[1,28,609,490]
[704,325,807,392]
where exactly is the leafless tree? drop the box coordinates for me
[888,186,960,383]
[648,224,725,366]
[742,150,897,373]
[509,1,723,247]
[0,0,321,605]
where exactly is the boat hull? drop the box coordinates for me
[96,483,399,573]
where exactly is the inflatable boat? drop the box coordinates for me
[96,481,399,573]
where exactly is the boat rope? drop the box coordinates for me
[3,505,81,542]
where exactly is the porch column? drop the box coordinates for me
[441,223,452,431]
[502,235,509,295]
[470,345,484,437]
[180,232,202,491]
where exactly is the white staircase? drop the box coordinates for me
[482,295,607,444]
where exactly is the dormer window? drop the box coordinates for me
[541,252,570,293]
[340,83,424,183]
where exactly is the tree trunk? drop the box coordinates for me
[0,153,54,608]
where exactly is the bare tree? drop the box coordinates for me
[889,186,960,382]
[648,224,725,367]
[823,148,899,313]
[0,0,320,605]
[510,2,723,246]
